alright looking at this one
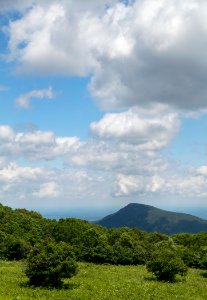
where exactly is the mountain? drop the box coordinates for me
[95,203,207,234]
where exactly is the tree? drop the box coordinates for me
[25,240,78,288]
[4,237,29,260]
[146,249,187,282]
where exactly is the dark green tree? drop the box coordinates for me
[146,248,187,282]
[25,240,78,288]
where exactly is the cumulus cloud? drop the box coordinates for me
[33,181,60,198]
[0,126,15,141]
[0,162,113,208]
[197,166,207,176]
[0,123,207,205]
[90,104,180,147]
[0,162,45,182]
[0,104,179,168]
[0,0,118,13]
[0,126,80,161]
[3,0,207,112]
[64,104,180,173]
[114,167,207,198]
[114,174,165,197]
[15,86,55,109]
[0,123,170,197]
[5,1,128,76]
[2,0,207,207]
[89,0,207,111]
[67,140,128,171]
[0,0,33,12]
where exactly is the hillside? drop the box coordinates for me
[0,261,207,299]
[0,202,207,270]
[95,203,207,234]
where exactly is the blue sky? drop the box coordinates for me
[1,0,207,218]
[1,75,101,138]
[163,116,207,166]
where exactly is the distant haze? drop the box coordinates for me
[40,205,207,222]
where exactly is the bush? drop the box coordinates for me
[25,240,78,288]
[5,238,30,260]
[146,249,187,282]
[181,247,202,268]
[201,253,207,269]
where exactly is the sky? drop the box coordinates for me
[1,0,207,219]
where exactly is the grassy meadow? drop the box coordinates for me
[0,260,207,300]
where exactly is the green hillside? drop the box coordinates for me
[96,203,207,234]
[0,261,206,300]
[0,202,206,298]
[0,202,207,269]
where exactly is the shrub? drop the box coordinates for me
[5,238,30,260]
[146,249,187,282]
[25,240,78,288]
[180,247,202,268]
[201,253,207,269]
[0,233,30,261]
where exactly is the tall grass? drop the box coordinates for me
[0,260,206,299]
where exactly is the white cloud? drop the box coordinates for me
[4,1,133,77]
[197,166,207,176]
[16,132,80,161]
[6,3,93,75]
[16,86,54,108]
[0,121,172,171]
[114,169,207,198]
[0,0,118,12]
[0,126,15,141]
[33,181,60,198]
[4,0,207,112]
[0,161,113,208]
[90,104,180,147]
[68,141,128,170]
[0,124,207,206]
[0,0,33,12]
[0,162,45,182]
[114,174,165,197]
[0,127,80,161]
[89,0,207,111]
[2,0,207,208]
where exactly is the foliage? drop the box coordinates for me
[3,237,29,260]
[25,240,78,288]
[172,232,207,268]
[146,248,188,282]
[0,202,207,271]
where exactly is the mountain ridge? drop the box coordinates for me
[95,203,207,234]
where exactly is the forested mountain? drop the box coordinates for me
[0,202,207,270]
[96,203,207,234]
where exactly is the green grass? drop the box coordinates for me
[0,260,206,300]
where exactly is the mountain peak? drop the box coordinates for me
[96,203,207,234]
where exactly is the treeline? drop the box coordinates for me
[0,203,207,270]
